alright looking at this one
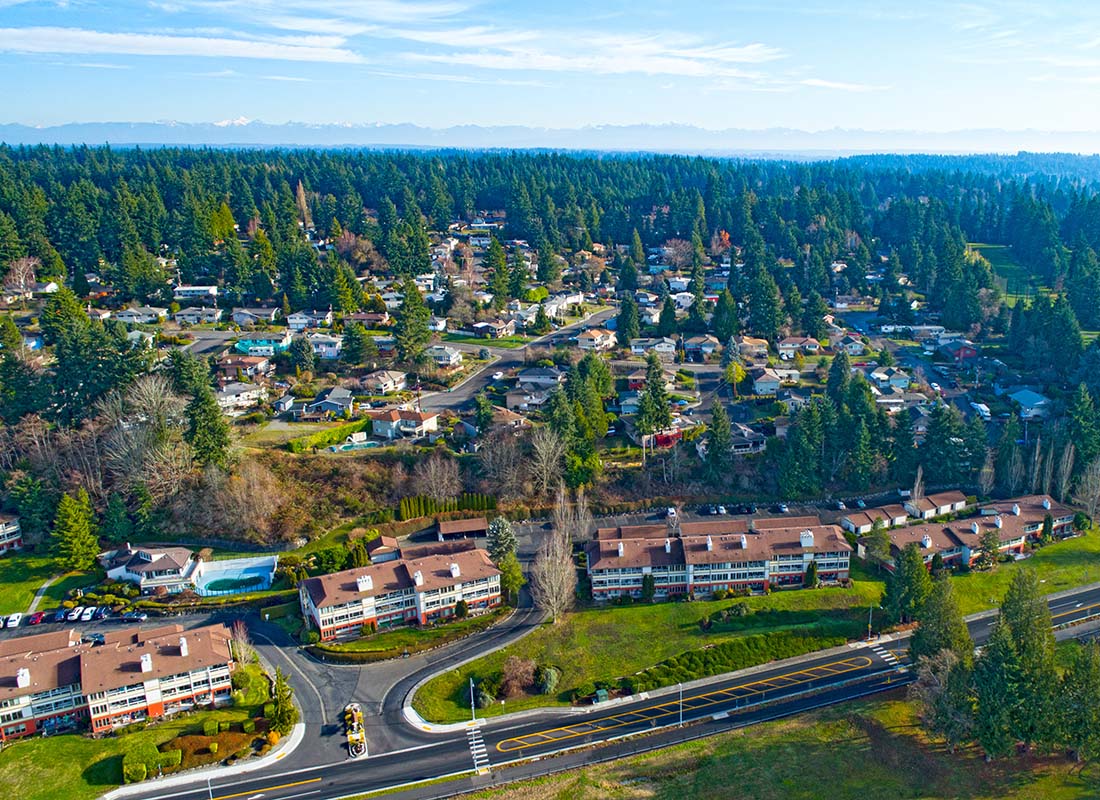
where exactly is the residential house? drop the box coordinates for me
[586,521,851,600]
[215,382,266,414]
[85,306,111,322]
[31,281,59,295]
[380,292,404,310]
[506,385,551,411]
[231,307,280,327]
[837,335,866,356]
[273,395,295,414]
[307,332,343,360]
[626,368,675,392]
[367,409,440,440]
[216,355,272,382]
[126,330,155,350]
[471,319,516,339]
[173,307,222,325]
[287,309,334,331]
[516,366,565,388]
[629,337,677,359]
[683,334,720,358]
[428,316,448,332]
[344,311,392,327]
[235,331,292,356]
[904,490,972,520]
[869,366,910,391]
[634,290,659,307]
[362,370,407,395]
[114,306,167,325]
[939,339,979,364]
[777,337,820,358]
[695,422,767,459]
[103,544,202,594]
[425,345,463,367]
[303,387,355,418]
[299,548,501,640]
[437,518,489,541]
[734,335,769,360]
[909,404,933,442]
[840,504,909,535]
[752,367,783,396]
[577,328,616,351]
[172,285,218,302]
[1009,388,1051,420]
[0,514,22,552]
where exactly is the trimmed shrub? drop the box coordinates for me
[242,719,256,734]
[202,719,219,736]
[218,720,231,732]
[286,419,372,453]
[123,762,147,784]
[208,742,219,755]
[262,703,275,719]
[536,665,560,695]
[160,749,182,768]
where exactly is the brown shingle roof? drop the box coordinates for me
[79,623,232,695]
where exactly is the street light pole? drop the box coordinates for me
[867,604,873,640]
[470,677,477,722]
[678,682,683,727]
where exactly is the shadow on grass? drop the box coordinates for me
[83,754,123,788]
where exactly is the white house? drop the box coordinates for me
[231,307,280,327]
[629,337,677,359]
[777,337,820,358]
[115,306,168,325]
[869,366,910,391]
[362,370,407,395]
[426,345,463,367]
[174,307,222,325]
[752,368,783,395]
[734,336,769,359]
[215,382,267,414]
[307,332,343,360]
[287,310,334,331]
[577,328,616,351]
[1009,389,1051,420]
[172,285,218,302]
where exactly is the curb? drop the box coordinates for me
[99,722,306,800]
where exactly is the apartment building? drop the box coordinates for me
[0,624,233,741]
[0,513,23,552]
[585,520,851,601]
[299,548,501,641]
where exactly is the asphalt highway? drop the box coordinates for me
[123,582,1100,800]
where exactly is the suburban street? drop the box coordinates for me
[118,582,1100,800]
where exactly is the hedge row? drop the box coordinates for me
[622,630,848,695]
[397,493,496,521]
[286,418,372,453]
[122,745,182,783]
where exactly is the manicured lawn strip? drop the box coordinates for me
[0,553,93,613]
[443,334,530,348]
[413,581,881,723]
[460,693,1100,800]
[311,611,506,660]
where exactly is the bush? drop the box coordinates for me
[242,719,256,734]
[454,599,469,619]
[572,681,596,702]
[536,665,560,695]
[262,703,275,719]
[203,719,219,737]
[160,749,182,768]
[123,762,147,784]
[208,742,219,755]
[218,721,231,732]
[286,419,372,453]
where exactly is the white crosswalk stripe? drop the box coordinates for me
[871,645,900,664]
[467,727,491,772]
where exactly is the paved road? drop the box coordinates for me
[120,583,1100,800]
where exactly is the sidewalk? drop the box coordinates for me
[26,575,58,613]
[100,722,305,800]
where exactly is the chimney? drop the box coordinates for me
[799,530,815,549]
[921,535,932,549]
[740,534,748,549]
[1012,503,1021,516]
[971,521,980,534]
[664,538,671,554]
[706,535,713,552]
[178,637,188,658]
[16,667,30,689]
[450,562,461,579]
[413,570,424,587]
[1042,497,1051,510]
[995,516,1003,529]
[617,541,625,558]
[140,653,153,674]
[356,574,374,593]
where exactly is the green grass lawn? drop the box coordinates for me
[0,664,269,800]
[458,692,1100,800]
[239,421,337,448]
[313,611,506,659]
[970,242,1049,307]
[443,334,531,349]
[0,553,97,613]
[413,580,882,723]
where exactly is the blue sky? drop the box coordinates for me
[2,0,1100,131]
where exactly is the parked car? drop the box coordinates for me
[666,507,678,519]
[80,606,96,622]
[52,608,69,623]
[830,499,846,511]
[26,612,45,625]
[92,607,109,621]
[717,505,728,515]
[122,611,148,622]
[81,632,105,646]
[771,503,789,514]
[492,371,504,380]
[854,499,867,509]
[67,606,85,622]
[6,613,22,628]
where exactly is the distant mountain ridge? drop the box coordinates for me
[2,120,1100,154]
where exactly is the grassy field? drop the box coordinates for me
[443,334,531,349]
[312,611,506,659]
[413,580,882,723]
[239,420,337,448]
[458,692,1100,800]
[0,553,97,614]
[970,242,1047,307]
[0,664,269,800]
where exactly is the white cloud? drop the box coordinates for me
[369,68,547,87]
[262,74,311,82]
[800,78,887,92]
[0,26,365,62]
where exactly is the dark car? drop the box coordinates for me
[92,607,109,621]
[122,611,149,622]
[830,499,846,511]
[771,503,789,514]
[81,632,105,646]
[52,608,68,623]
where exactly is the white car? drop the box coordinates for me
[930,382,942,393]
[67,606,85,622]
[80,606,97,622]
[666,507,677,519]
[492,371,504,380]
[6,613,21,628]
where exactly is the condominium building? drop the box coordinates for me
[586,520,851,601]
[299,547,501,641]
[0,513,23,552]
[0,623,233,741]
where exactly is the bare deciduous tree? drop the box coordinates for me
[978,452,996,497]
[1008,448,1025,496]
[1028,435,1043,494]
[3,256,38,308]
[908,649,972,754]
[411,451,462,503]
[528,427,564,497]
[1041,442,1055,496]
[500,656,537,697]
[478,429,524,500]
[230,619,257,663]
[911,465,924,502]
[1074,458,1100,523]
[552,484,592,544]
[1056,443,1076,503]
[100,374,189,498]
[531,486,579,622]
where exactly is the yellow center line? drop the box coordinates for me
[495,656,873,753]
[1053,600,1100,620]
[212,778,321,800]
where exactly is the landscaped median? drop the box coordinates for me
[412,582,880,724]
[308,610,508,663]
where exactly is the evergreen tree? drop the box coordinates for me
[486,237,509,308]
[497,550,525,604]
[711,290,739,342]
[910,577,973,664]
[394,279,430,362]
[863,517,892,569]
[883,542,932,624]
[474,392,495,433]
[269,667,299,735]
[657,297,678,337]
[51,490,98,570]
[706,399,733,480]
[972,621,1021,760]
[287,336,315,374]
[487,516,518,562]
[0,314,21,353]
[748,268,783,340]
[616,295,640,346]
[1000,570,1057,749]
[341,322,371,366]
[826,349,851,405]
[101,492,133,544]
[1059,641,1100,763]
[186,385,231,468]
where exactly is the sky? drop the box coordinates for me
[2,0,1100,132]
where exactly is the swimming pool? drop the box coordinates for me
[194,556,279,596]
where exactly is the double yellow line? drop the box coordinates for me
[212,777,321,800]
